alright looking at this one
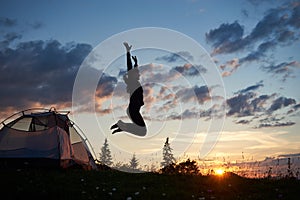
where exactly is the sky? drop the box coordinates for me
[0,0,300,167]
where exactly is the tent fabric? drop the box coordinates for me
[0,109,96,169]
[0,126,73,160]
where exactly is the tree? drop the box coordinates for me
[161,137,176,168]
[99,138,113,166]
[129,153,139,170]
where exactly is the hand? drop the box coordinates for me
[123,42,132,52]
[132,56,138,66]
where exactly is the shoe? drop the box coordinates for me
[112,128,122,134]
[110,123,118,130]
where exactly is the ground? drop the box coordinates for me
[1,168,299,200]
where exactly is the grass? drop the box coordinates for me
[1,168,300,200]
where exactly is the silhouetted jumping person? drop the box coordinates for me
[110,42,147,136]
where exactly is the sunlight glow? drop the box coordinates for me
[215,169,224,176]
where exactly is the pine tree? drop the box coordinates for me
[99,138,113,166]
[161,137,176,167]
[129,153,138,170]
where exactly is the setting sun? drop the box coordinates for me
[215,169,224,176]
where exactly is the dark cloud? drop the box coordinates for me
[268,96,296,113]
[173,63,207,76]
[257,121,295,128]
[247,0,275,6]
[205,21,244,54]
[235,81,263,94]
[278,152,300,158]
[261,61,300,81]
[97,74,117,98]
[155,51,194,63]
[209,2,300,78]
[28,21,44,29]
[289,2,300,28]
[227,92,255,116]
[250,94,273,112]
[236,119,251,124]
[176,85,211,104]
[0,32,22,49]
[289,103,300,115]
[193,85,211,104]
[167,103,224,121]
[0,39,93,113]
[0,17,17,27]
[227,83,276,117]
[226,82,297,127]
[168,108,202,120]
[180,109,199,120]
[259,116,285,124]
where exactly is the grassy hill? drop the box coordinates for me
[1,168,299,200]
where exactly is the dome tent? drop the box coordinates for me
[0,108,96,169]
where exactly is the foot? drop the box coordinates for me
[110,123,118,130]
[123,42,132,52]
[112,128,122,134]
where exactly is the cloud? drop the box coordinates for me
[0,32,22,49]
[236,119,251,124]
[205,21,244,48]
[261,61,300,81]
[227,92,256,117]
[97,75,117,98]
[206,21,245,54]
[250,94,274,112]
[247,0,275,6]
[155,51,194,63]
[226,82,297,127]
[0,39,93,114]
[0,17,17,27]
[256,121,295,128]
[208,2,300,78]
[278,152,300,158]
[234,81,263,94]
[175,85,211,104]
[28,21,44,29]
[287,103,300,114]
[268,96,296,113]
[173,63,207,76]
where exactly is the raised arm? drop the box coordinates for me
[132,55,138,67]
[124,42,133,71]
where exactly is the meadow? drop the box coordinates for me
[1,167,299,200]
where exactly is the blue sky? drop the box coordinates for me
[0,0,300,165]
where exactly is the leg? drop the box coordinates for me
[116,120,147,137]
[128,104,146,127]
